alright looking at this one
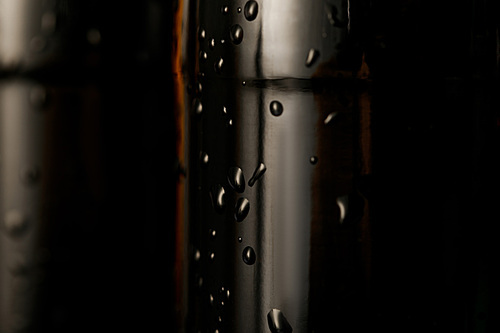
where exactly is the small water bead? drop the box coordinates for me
[196,82,203,94]
[194,249,201,262]
[222,106,227,114]
[200,151,209,167]
[199,50,208,63]
[228,119,233,126]
[209,294,214,305]
[209,252,215,261]
[215,57,224,73]
[227,167,245,193]
[234,198,250,222]
[310,156,318,165]
[192,98,203,115]
[238,236,243,243]
[237,7,242,13]
[210,184,226,213]
[324,111,338,125]
[242,81,246,86]
[218,316,222,323]
[221,6,229,14]
[305,48,320,67]
[209,38,216,50]
[244,1,259,21]
[220,39,226,44]
[248,162,266,187]
[209,229,217,239]
[230,24,244,45]
[242,246,256,265]
[270,100,283,117]
[198,27,206,41]
[267,309,293,333]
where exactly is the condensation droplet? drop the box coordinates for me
[4,210,28,237]
[209,252,215,261]
[210,229,217,239]
[196,82,203,94]
[198,27,206,41]
[209,38,216,50]
[270,100,283,117]
[218,316,223,323]
[222,106,228,114]
[310,156,318,165]
[210,185,226,213]
[220,39,226,44]
[337,195,348,224]
[244,1,259,21]
[227,167,245,193]
[242,81,246,86]
[324,111,338,124]
[234,198,250,222]
[228,119,233,126]
[199,50,208,63]
[305,48,320,67]
[209,294,214,305]
[192,98,203,115]
[230,24,244,45]
[248,162,266,187]
[267,309,293,333]
[238,236,243,243]
[198,276,203,288]
[215,57,224,74]
[221,5,229,14]
[194,249,201,262]
[242,246,256,265]
[200,151,209,167]
[237,7,242,13]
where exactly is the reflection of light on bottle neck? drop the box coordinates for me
[337,196,348,224]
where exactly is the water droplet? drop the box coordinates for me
[237,7,242,13]
[220,39,226,44]
[194,249,201,261]
[230,24,244,45]
[337,195,348,224]
[199,50,208,63]
[222,106,228,114]
[4,210,28,237]
[228,119,233,126]
[221,5,229,14]
[238,236,243,243]
[244,1,259,21]
[87,28,101,45]
[210,229,217,239]
[209,294,214,305]
[198,27,206,41]
[324,112,338,125]
[242,246,256,265]
[215,57,224,74]
[209,38,216,50]
[200,151,209,167]
[267,309,293,333]
[242,81,247,86]
[305,48,320,67]
[209,252,215,261]
[198,276,203,288]
[326,4,339,26]
[227,167,245,193]
[19,166,40,186]
[192,98,203,115]
[220,301,225,306]
[196,82,203,94]
[310,156,318,165]
[218,316,223,323]
[248,162,266,187]
[270,100,283,117]
[234,198,250,222]
[210,185,226,213]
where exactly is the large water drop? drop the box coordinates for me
[230,24,244,45]
[267,309,293,333]
[242,246,256,265]
[244,1,259,21]
[305,48,320,67]
[270,101,283,117]
[227,167,245,193]
[248,162,266,187]
[234,198,250,222]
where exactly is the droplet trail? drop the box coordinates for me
[248,162,266,187]
[267,309,293,333]
[234,198,250,222]
[227,167,245,193]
